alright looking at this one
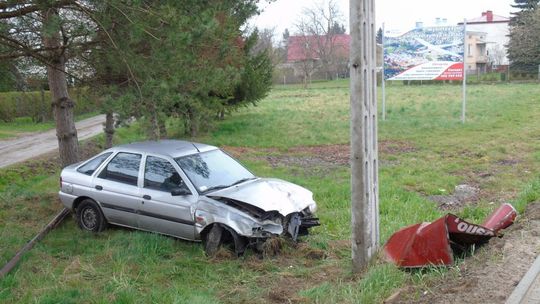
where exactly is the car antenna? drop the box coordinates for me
[191,142,200,152]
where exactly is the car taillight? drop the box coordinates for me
[59,176,62,189]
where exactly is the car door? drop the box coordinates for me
[138,155,197,240]
[92,151,142,228]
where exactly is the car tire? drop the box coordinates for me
[76,199,107,233]
[203,224,223,256]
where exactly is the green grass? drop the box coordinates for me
[1,80,540,303]
[0,111,100,139]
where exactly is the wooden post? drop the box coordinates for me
[350,0,379,273]
[0,209,70,278]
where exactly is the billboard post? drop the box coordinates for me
[381,23,386,121]
[462,19,467,124]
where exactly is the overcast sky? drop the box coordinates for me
[251,0,516,37]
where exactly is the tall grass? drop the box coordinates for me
[1,80,540,303]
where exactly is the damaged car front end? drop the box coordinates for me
[193,178,320,256]
[175,149,320,256]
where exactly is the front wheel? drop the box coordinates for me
[76,199,107,232]
[203,224,224,256]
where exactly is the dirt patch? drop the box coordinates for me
[496,158,521,166]
[220,239,347,304]
[0,115,105,169]
[264,261,344,304]
[428,184,480,210]
[391,201,540,304]
[223,140,415,174]
[379,140,416,155]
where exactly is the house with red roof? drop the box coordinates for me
[287,34,350,62]
[459,10,510,67]
[283,34,351,85]
[277,33,381,85]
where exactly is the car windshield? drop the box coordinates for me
[175,149,255,193]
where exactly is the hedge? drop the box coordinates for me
[0,88,99,123]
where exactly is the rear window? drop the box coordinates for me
[98,152,142,186]
[77,152,113,176]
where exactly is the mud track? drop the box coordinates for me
[0,115,105,168]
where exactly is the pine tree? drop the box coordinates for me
[512,0,539,9]
[88,0,271,138]
[508,6,540,74]
[510,0,540,25]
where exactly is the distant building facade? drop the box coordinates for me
[465,31,489,74]
[460,10,510,67]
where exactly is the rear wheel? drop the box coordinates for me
[76,199,107,232]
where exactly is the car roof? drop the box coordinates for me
[112,140,218,158]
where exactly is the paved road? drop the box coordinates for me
[0,114,105,168]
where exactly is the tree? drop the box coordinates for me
[376,27,383,44]
[295,0,345,82]
[222,29,273,117]
[512,0,539,10]
[329,21,346,35]
[86,0,270,138]
[508,6,540,74]
[0,1,102,166]
[510,0,540,25]
[487,44,506,67]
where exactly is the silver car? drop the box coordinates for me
[59,140,319,255]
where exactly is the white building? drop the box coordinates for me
[460,11,510,67]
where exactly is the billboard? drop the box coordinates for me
[384,26,464,81]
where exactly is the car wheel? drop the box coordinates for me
[76,199,107,232]
[203,224,223,256]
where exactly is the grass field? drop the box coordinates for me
[1,80,540,303]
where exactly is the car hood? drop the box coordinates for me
[208,178,315,216]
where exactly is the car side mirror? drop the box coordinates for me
[171,187,191,196]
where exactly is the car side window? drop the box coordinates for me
[144,156,185,192]
[77,152,113,176]
[98,152,141,186]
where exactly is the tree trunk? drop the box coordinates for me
[9,63,26,91]
[104,111,115,149]
[187,108,198,137]
[42,8,79,167]
[158,115,167,139]
[40,87,46,123]
[148,102,159,140]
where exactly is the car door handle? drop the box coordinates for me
[95,185,103,190]
[143,195,151,200]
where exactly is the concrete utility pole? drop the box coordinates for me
[349,0,379,273]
